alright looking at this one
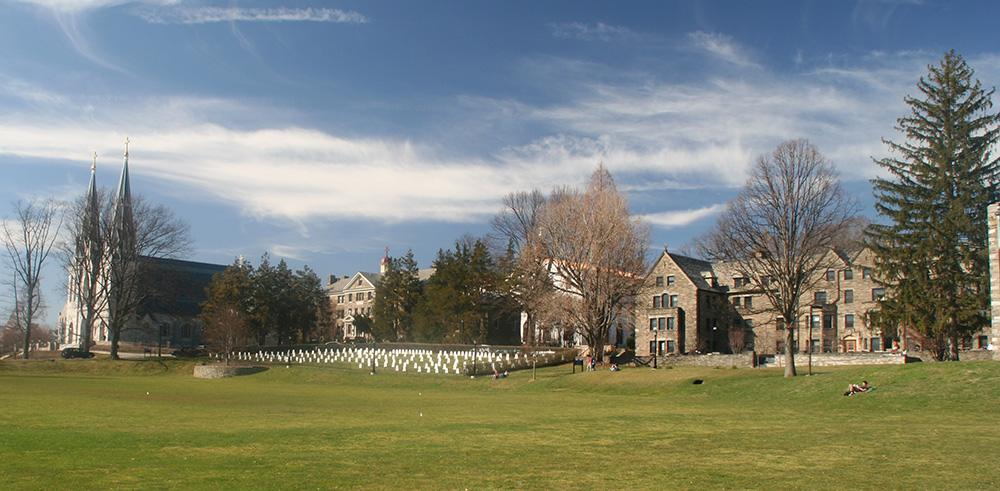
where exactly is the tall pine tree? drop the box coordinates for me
[868,51,999,360]
[371,250,421,342]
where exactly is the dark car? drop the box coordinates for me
[61,347,95,359]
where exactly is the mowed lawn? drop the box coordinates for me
[1,358,999,490]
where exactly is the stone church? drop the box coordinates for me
[58,142,225,350]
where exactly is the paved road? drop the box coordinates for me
[92,350,175,360]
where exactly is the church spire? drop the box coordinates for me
[111,138,136,257]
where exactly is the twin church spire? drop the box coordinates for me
[84,138,136,251]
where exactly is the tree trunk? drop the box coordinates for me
[21,324,32,360]
[784,323,797,377]
[109,324,121,360]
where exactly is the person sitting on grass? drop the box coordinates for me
[844,380,869,396]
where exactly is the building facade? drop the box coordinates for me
[636,246,889,357]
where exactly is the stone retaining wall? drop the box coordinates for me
[193,364,269,379]
[762,352,906,368]
[959,350,1000,361]
[655,353,754,368]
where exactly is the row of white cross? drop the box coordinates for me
[232,347,551,375]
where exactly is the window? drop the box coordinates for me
[743,296,753,309]
[368,292,374,300]
[844,269,853,280]
[811,339,820,351]
[655,276,664,287]
[658,318,666,330]
[811,314,821,330]
[669,295,678,307]
[347,293,353,302]
[814,291,827,304]
[337,295,345,303]
[667,276,675,286]
[662,294,670,307]
[649,318,657,330]
[732,297,741,307]
[823,314,834,330]
[734,277,749,288]
[845,314,855,329]
[667,340,676,353]
[863,268,872,279]
[667,317,676,330]
[776,318,786,330]
[844,290,854,304]
[826,270,836,281]
[871,337,881,351]
[822,340,833,353]
[650,341,658,355]
[653,296,661,309]
[872,288,885,301]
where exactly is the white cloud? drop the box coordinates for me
[551,22,635,42]
[138,7,369,25]
[4,48,995,231]
[688,31,758,67]
[11,0,172,14]
[642,204,727,228]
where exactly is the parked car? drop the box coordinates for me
[61,347,95,359]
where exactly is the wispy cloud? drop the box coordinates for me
[11,0,137,14]
[3,48,996,232]
[138,7,369,24]
[642,204,727,228]
[551,22,635,42]
[688,31,758,67]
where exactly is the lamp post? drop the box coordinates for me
[653,327,658,369]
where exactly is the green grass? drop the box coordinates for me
[1,358,999,490]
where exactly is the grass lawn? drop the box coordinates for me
[1,357,998,490]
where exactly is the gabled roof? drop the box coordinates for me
[324,268,436,295]
[645,250,721,292]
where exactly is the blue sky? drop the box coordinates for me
[2,0,1000,328]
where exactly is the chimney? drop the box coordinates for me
[328,275,335,286]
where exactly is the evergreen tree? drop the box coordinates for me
[371,250,421,341]
[413,238,503,344]
[868,51,999,360]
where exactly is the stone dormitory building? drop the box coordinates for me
[635,244,997,358]
[324,251,435,341]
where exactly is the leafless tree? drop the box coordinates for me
[2,198,64,359]
[695,140,858,377]
[491,190,553,356]
[202,302,249,365]
[536,165,649,362]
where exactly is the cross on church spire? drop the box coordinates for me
[124,137,130,158]
[91,152,97,171]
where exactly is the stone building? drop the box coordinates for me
[59,143,226,349]
[635,246,888,356]
[325,251,434,341]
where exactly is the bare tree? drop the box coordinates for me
[491,190,553,353]
[2,198,63,359]
[536,165,649,362]
[696,139,858,377]
[104,195,191,359]
[202,302,248,365]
